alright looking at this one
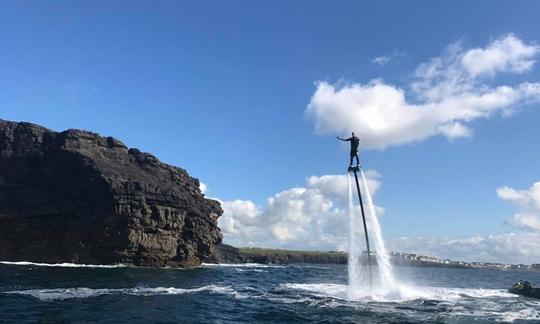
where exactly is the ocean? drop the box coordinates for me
[1,261,539,323]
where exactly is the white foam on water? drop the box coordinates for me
[282,283,539,321]
[0,261,127,268]
[265,296,314,304]
[233,268,268,273]
[499,307,540,322]
[290,265,331,270]
[200,263,284,268]
[284,283,350,300]
[283,282,419,302]
[283,282,516,302]
[3,285,245,301]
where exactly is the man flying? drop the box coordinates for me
[337,132,360,167]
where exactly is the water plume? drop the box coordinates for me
[347,170,399,298]
[347,173,362,292]
[360,169,397,291]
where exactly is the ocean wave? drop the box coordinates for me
[290,265,332,270]
[0,261,127,268]
[279,283,538,321]
[201,263,285,268]
[499,307,540,322]
[282,283,349,300]
[421,287,517,300]
[2,285,245,301]
[281,283,516,302]
[233,268,268,273]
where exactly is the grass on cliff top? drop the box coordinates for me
[238,247,346,256]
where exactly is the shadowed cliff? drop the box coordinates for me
[0,119,222,267]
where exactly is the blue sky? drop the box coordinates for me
[1,1,540,262]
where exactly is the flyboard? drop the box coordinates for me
[348,165,373,290]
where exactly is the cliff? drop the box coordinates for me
[0,119,223,267]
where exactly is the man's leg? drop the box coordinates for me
[354,152,360,166]
[349,152,354,166]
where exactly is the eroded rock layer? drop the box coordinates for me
[0,120,222,267]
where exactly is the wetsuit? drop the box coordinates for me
[342,136,360,166]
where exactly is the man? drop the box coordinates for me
[337,132,360,167]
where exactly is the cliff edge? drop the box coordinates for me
[0,119,222,267]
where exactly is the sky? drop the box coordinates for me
[1,1,540,263]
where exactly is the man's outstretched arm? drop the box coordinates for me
[337,136,352,141]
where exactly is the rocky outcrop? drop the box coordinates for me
[208,244,246,263]
[0,119,222,267]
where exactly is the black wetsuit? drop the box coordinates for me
[342,136,360,166]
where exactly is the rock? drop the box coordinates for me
[509,280,540,299]
[208,244,245,264]
[0,119,223,267]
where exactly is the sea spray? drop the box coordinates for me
[359,169,397,291]
[347,170,403,299]
[347,173,362,291]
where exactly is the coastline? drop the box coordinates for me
[2,245,537,272]
[211,244,540,272]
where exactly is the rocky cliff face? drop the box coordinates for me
[0,120,222,267]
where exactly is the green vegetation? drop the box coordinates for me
[238,247,346,257]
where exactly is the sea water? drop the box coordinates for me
[1,261,539,322]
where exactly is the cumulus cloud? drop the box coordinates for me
[218,171,382,250]
[390,181,540,264]
[388,233,540,264]
[497,181,540,232]
[462,34,539,77]
[219,199,261,245]
[437,122,473,140]
[307,34,540,149]
[306,170,381,205]
[217,177,540,263]
[199,182,208,194]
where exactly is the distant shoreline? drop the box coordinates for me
[212,245,540,272]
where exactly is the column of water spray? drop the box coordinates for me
[347,173,363,293]
[359,169,397,291]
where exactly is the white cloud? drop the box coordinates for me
[219,199,261,241]
[389,181,540,264]
[372,56,391,66]
[437,122,473,140]
[513,213,540,232]
[216,177,540,264]
[306,170,381,205]
[218,171,382,250]
[388,233,540,264]
[199,182,208,194]
[371,52,407,66]
[307,34,540,150]
[497,182,540,232]
[462,34,539,77]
